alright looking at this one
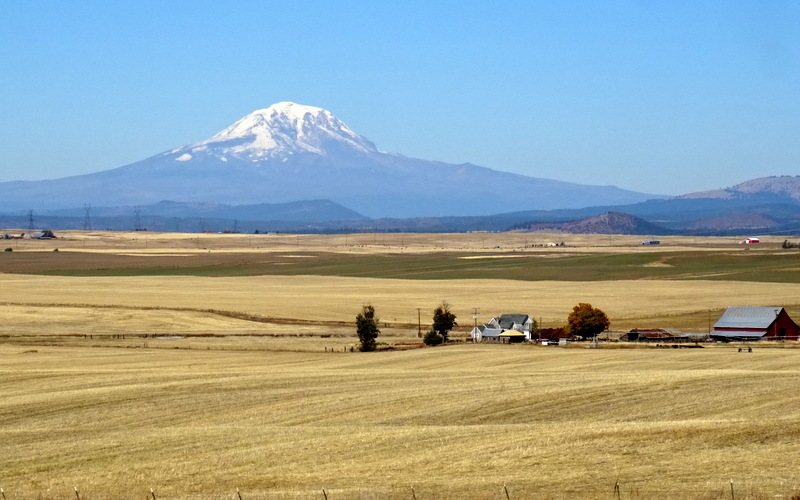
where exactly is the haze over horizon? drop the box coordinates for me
[2,1,798,196]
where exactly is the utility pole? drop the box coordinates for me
[472,308,480,342]
[417,308,422,338]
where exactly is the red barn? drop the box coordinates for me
[711,306,799,341]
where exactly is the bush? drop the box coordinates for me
[423,330,444,346]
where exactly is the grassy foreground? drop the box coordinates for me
[2,343,800,499]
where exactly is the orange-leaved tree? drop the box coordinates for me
[565,302,609,339]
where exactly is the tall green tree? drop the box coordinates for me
[565,302,610,339]
[431,302,458,342]
[355,304,380,352]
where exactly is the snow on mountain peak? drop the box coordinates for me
[182,102,377,161]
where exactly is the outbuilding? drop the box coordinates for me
[470,325,503,342]
[620,328,689,342]
[711,306,799,341]
[498,330,527,343]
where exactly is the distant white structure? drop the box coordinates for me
[471,314,535,342]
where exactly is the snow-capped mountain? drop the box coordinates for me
[0,102,662,217]
[177,102,377,162]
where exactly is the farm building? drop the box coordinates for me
[496,314,535,340]
[470,324,503,342]
[711,306,799,341]
[31,230,56,239]
[620,328,689,342]
[471,313,535,342]
[498,330,527,343]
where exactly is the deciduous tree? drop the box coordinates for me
[565,302,609,339]
[355,304,380,352]
[431,302,457,342]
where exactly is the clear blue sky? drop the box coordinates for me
[1,0,798,195]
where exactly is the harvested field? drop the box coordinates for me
[2,344,800,499]
[2,274,800,334]
[3,230,800,499]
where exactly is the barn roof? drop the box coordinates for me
[713,306,783,330]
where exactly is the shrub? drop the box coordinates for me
[423,330,444,346]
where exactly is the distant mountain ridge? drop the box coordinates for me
[681,176,800,201]
[7,175,800,235]
[0,102,661,218]
[511,212,671,235]
[47,199,366,223]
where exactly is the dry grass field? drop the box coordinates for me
[3,230,800,499]
[2,344,800,499]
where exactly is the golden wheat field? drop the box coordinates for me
[3,344,800,500]
[3,230,800,499]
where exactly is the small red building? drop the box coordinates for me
[712,306,799,341]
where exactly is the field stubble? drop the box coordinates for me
[2,345,800,499]
[3,231,800,498]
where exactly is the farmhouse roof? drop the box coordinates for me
[713,306,783,330]
[497,314,531,329]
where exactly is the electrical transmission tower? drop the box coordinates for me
[27,210,34,231]
[83,204,92,231]
[134,206,142,231]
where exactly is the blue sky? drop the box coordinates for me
[1,0,798,195]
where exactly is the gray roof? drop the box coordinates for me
[497,314,531,329]
[710,331,766,340]
[713,306,783,330]
[479,328,503,338]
